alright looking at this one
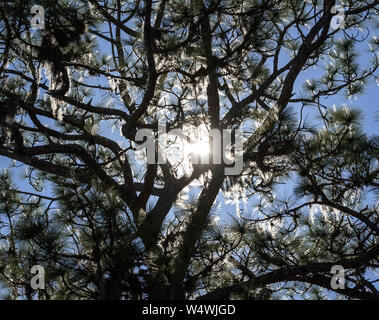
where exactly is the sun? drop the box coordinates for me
[184,123,211,158]
[187,139,210,156]
[155,124,212,177]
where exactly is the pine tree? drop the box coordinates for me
[0,0,378,300]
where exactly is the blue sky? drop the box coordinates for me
[0,5,378,299]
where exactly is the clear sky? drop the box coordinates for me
[0,7,378,299]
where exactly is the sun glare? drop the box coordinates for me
[187,139,210,156]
